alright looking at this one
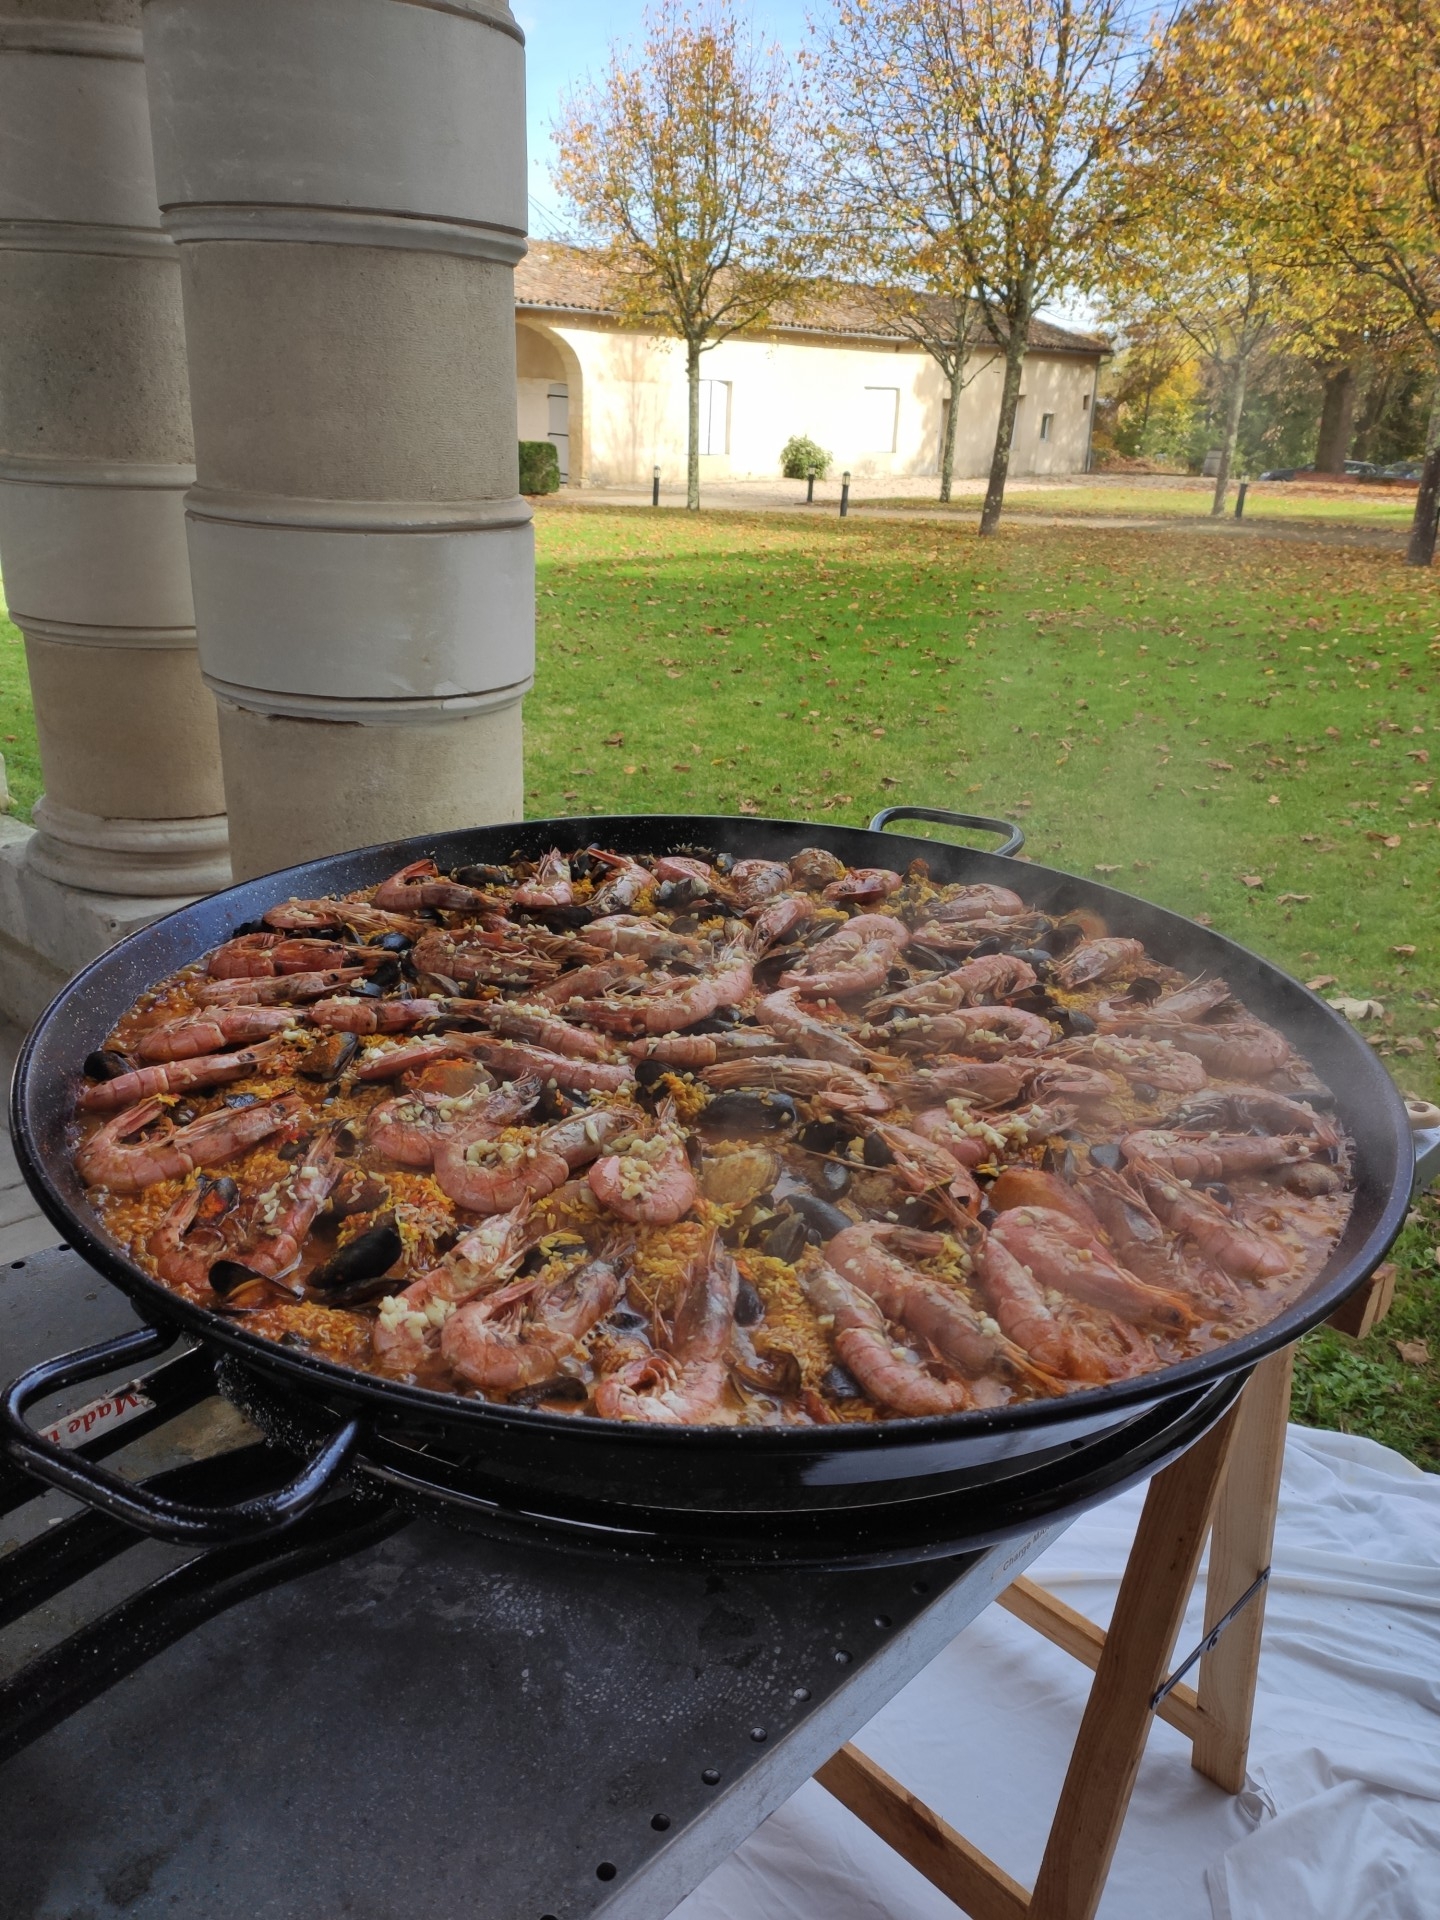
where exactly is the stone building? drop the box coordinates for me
[514,244,1105,487]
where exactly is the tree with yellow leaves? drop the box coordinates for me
[1146,0,1440,561]
[552,2,811,511]
[809,0,1151,534]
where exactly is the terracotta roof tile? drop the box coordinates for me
[515,242,1106,357]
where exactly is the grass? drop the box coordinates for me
[1,505,1437,1457]
[869,480,1420,529]
[0,582,40,821]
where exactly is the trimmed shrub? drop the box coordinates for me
[780,434,832,481]
[519,440,561,495]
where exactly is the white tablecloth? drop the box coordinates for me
[674,1426,1440,1920]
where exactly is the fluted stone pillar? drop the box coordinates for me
[0,0,229,896]
[142,0,534,881]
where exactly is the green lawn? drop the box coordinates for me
[0,583,40,821]
[870,481,1420,528]
[2,506,1438,1457]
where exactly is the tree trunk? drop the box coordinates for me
[939,372,959,503]
[1210,355,1248,517]
[1405,376,1440,567]
[686,338,702,511]
[1314,363,1356,473]
[980,325,1028,536]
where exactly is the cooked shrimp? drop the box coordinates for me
[1050,938,1148,990]
[1120,1129,1321,1182]
[1057,1034,1207,1094]
[787,847,847,889]
[131,1008,298,1063]
[536,955,646,1006]
[437,1106,634,1215]
[148,1175,240,1290]
[1164,1087,1341,1143]
[1095,977,1234,1030]
[822,867,902,906]
[1156,1018,1297,1082]
[578,946,754,1037]
[366,1074,541,1171]
[974,1233,1119,1383]
[627,1031,787,1067]
[756,988,879,1070]
[748,892,816,954]
[586,850,655,914]
[1128,1160,1292,1281]
[262,898,423,937]
[372,1201,531,1369]
[484,1000,615,1059]
[886,1061,1034,1108]
[884,1005,1054,1059]
[308,996,478,1036]
[871,954,1039,1016]
[582,915,705,962]
[512,849,574,910]
[219,1122,347,1287]
[593,1231,738,1423]
[76,1093,305,1192]
[77,1037,288,1111]
[797,1257,974,1416]
[411,928,560,991]
[198,968,371,1007]
[855,1119,983,1226]
[827,1221,1013,1379]
[990,1206,1197,1331]
[726,858,791,908]
[923,884,1029,925]
[1079,1166,1239,1311]
[587,1104,698,1224]
[207,934,375,979]
[700,1056,893,1113]
[441,1247,627,1393]
[372,858,500,914]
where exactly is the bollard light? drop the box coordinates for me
[1234,479,1249,521]
[652,465,661,508]
[839,470,851,518]
[806,467,816,505]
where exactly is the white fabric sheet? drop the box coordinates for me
[673,1426,1440,1920]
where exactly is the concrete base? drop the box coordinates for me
[0,815,200,1027]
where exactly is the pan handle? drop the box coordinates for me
[867,806,1025,858]
[1,1325,365,1547]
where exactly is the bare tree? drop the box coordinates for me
[553,0,811,510]
[811,0,1150,534]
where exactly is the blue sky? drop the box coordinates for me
[517,1,813,236]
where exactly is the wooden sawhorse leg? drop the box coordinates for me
[815,1351,1292,1920]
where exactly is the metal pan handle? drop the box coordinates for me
[1,1325,364,1547]
[867,806,1025,858]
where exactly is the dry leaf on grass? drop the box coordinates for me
[1278,892,1311,905]
[1094,863,1121,874]
[1395,1339,1430,1367]
[1328,996,1385,1022]
[1306,974,1338,990]
[738,798,760,814]
[1240,874,1264,888]
[1393,945,1417,958]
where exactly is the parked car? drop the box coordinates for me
[1378,460,1425,481]
[1258,460,1382,481]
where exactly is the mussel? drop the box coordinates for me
[507,1376,588,1408]
[762,1212,810,1263]
[798,1118,850,1155]
[820,1362,867,1402]
[208,1261,303,1301]
[1058,1008,1097,1038]
[779,1191,852,1243]
[306,1220,404,1304]
[734,1278,766,1326]
[222,1091,262,1109]
[83,1048,134,1082]
[698,1089,798,1137]
[297,1030,361,1082]
[699,1144,779,1208]
[862,1133,895,1168]
[370,929,413,954]
[455,863,513,888]
[818,1160,851,1199]
[1087,1142,1124,1171]
[1280,1162,1342,1197]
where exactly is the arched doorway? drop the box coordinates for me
[516,321,585,485]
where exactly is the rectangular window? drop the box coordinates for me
[858,386,899,453]
[1040,412,1054,441]
[1082,391,1091,412]
[698,379,730,455]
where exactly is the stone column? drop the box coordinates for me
[0,0,229,897]
[142,0,534,881]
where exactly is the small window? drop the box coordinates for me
[1040,412,1055,441]
[699,379,730,455]
[1082,391,1091,412]
[858,386,899,453]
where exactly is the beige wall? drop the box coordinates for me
[516,316,1098,487]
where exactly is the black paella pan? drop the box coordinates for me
[0,808,1414,1568]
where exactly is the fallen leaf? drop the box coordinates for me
[1240,874,1264,888]
[1305,974,1338,990]
[603,732,624,747]
[880,775,899,789]
[1195,912,1213,926]
[1277,892,1310,905]
[1267,794,1280,806]
[1328,996,1385,1022]
[672,761,691,772]
[1325,726,1341,738]
[1206,759,1234,772]
[1393,944,1417,957]
[623,764,637,776]
[1407,748,1430,763]
[1094,863,1121,874]
[1384,835,1402,849]
[1395,1339,1430,1366]
[870,726,886,738]
[562,790,581,802]
[738,798,760,814]
[1300,833,1320,844]
[665,668,684,679]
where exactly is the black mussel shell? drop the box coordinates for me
[1041,1142,1079,1179]
[1127,976,1165,1004]
[667,914,701,936]
[1087,1142,1124,1171]
[83,1048,134,1081]
[821,1363,867,1402]
[781,1192,852,1242]
[1199,1181,1234,1206]
[371,929,413,953]
[656,876,708,909]
[970,934,1004,957]
[608,1308,649,1334]
[818,1160,851,1199]
[798,1118,850,1154]
[507,1376,588,1408]
[690,1004,742,1032]
[571,848,602,880]
[735,1278,766,1325]
[1008,947,1053,978]
[713,851,735,875]
[353,975,389,999]
[891,1196,936,1228]
[1131,1082,1159,1105]
[1058,1008,1097,1037]
[1041,920,1085,956]
[195,1175,240,1223]
[307,1220,403,1294]
[208,1260,273,1298]
[977,1204,999,1228]
[534,1080,590,1122]
[172,1103,198,1126]
[762,1214,810,1264]
[634,1059,671,1091]
[862,1133,895,1168]
[297,1031,361,1082]
[278,1331,310,1350]
[455,863,513,888]
[698,1089,798,1136]
[231,918,270,937]
[222,1091,262,1109]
